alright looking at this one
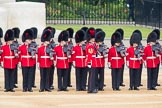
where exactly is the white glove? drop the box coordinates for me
[1,62,3,68]
[53,61,56,67]
[50,57,54,60]
[87,63,91,68]
[37,63,40,70]
[126,61,129,67]
[72,61,75,68]
[107,62,111,69]
[18,62,21,69]
[144,61,147,68]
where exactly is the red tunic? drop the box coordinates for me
[126,46,141,69]
[143,44,157,68]
[54,45,69,69]
[72,44,86,68]
[1,43,16,69]
[108,46,123,68]
[85,42,105,68]
[19,44,34,67]
[37,45,52,68]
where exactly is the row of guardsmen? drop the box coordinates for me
[0,27,161,93]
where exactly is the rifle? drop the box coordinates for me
[28,41,38,58]
[63,42,73,58]
[98,43,109,58]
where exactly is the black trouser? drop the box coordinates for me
[95,67,104,90]
[88,68,97,92]
[31,64,36,87]
[111,68,121,90]
[120,64,124,85]
[49,65,55,87]
[129,68,139,88]
[138,64,143,86]
[40,68,50,90]
[75,67,87,90]
[147,68,157,89]
[67,62,72,86]
[57,68,68,90]
[155,64,160,86]
[22,67,33,91]
[4,68,15,90]
[14,64,18,85]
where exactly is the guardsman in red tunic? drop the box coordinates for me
[30,27,38,88]
[143,32,158,90]
[115,28,126,87]
[72,30,87,91]
[152,29,161,87]
[94,30,107,91]
[37,30,52,92]
[126,33,141,90]
[132,30,144,87]
[54,30,69,91]
[85,27,99,93]
[43,26,56,90]
[19,29,34,92]
[1,29,16,92]
[66,28,74,87]
[12,27,20,88]
[108,32,124,91]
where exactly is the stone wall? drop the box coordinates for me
[0,1,46,36]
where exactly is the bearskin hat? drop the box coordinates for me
[31,27,38,39]
[152,29,160,40]
[4,29,14,42]
[44,26,56,38]
[130,33,141,45]
[115,28,124,40]
[75,30,85,43]
[12,27,20,38]
[147,32,157,43]
[111,32,121,46]
[22,29,34,42]
[95,31,105,42]
[66,28,74,38]
[58,30,69,43]
[132,29,142,40]
[41,30,51,42]
[86,27,96,41]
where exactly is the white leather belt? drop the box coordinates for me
[4,56,15,59]
[92,55,103,58]
[21,56,32,58]
[57,57,67,60]
[130,58,139,60]
[40,56,50,58]
[111,57,122,60]
[147,56,156,59]
[76,56,86,58]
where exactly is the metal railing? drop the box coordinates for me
[46,0,135,25]
[135,0,162,28]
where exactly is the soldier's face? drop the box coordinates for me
[26,39,31,44]
[61,41,67,46]
[44,41,50,45]
[8,40,13,44]
[133,43,138,47]
[150,42,156,45]
[115,42,120,46]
